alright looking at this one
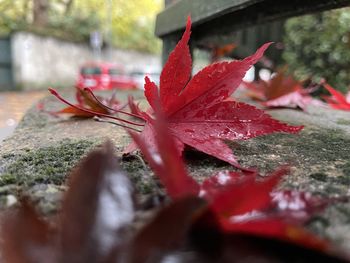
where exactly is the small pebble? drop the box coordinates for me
[6,195,17,207]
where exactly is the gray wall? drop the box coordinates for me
[11,32,160,90]
[0,36,13,90]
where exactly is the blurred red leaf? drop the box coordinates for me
[208,168,287,218]
[58,142,135,262]
[1,199,54,263]
[125,196,206,263]
[243,69,319,111]
[128,95,143,116]
[1,142,136,263]
[263,90,317,110]
[323,83,350,111]
[130,112,349,261]
[211,43,237,62]
[2,138,349,262]
[268,69,300,100]
[219,218,331,254]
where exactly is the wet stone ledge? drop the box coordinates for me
[0,89,349,249]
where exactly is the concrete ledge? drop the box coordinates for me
[0,89,350,249]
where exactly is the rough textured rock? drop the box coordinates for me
[0,89,349,251]
[0,90,149,208]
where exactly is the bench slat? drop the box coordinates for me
[156,0,350,38]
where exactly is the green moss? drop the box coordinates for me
[336,206,350,224]
[121,155,155,194]
[308,216,330,228]
[341,161,350,176]
[0,139,95,187]
[0,174,17,185]
[333,176,350,185]
[1,153,15,159]
[336,119,350,126]
[323,184,342,195]
[310,173,328,182]
[236,128,350,170]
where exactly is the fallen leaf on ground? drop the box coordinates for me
[323,83,350,111]
[2,139,349,262]
[0,142,205,263]
[130,113,350,261]
[243,69,321,111]
[126,17,303,170]
[45,88,124,117]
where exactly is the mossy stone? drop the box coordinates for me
[0,139,95,187]
[337,118,350,126]
[310,173,328,182]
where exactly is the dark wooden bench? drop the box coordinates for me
[155,0,350,65]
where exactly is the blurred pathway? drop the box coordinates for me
[0,91,46,142]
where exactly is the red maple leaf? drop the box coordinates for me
[243,69,320,111]
[129,115,349,258]
[244,68,299,101]
[3,126,348,261]
[323,83,350,111]
[126,17,303,170]
[0,142,207,263]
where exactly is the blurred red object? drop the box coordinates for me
[323,83,350,111]
[75,62,138,90]
[242,68,322,111]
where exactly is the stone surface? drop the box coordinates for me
[0,89,148,206]
[0,90,46,141]
[0,88,350,251]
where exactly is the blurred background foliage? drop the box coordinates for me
[283,7,350,93]
[0,1,349,90]
[0,0,162,53]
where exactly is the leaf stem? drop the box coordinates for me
[84,88,146,121]
[93,116,142,132]
[49,88,145,127]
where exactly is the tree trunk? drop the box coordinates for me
[64,0,74,15]
[61,0,74,15]
[165,0,178,7]
[33,0,49,27]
